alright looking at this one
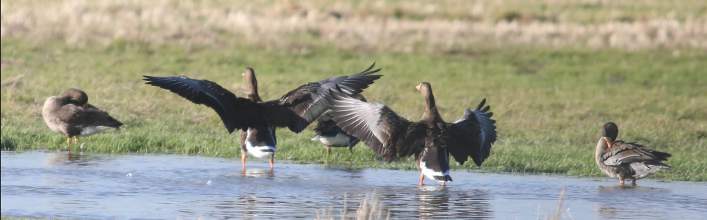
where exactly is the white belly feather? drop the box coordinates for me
[420,161,450,184]
[245,129,276,159]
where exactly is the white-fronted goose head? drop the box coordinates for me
[241,67,261,102]
[42,88,123,149]
[311,94,366,155]
[144,63,382,171]
[595,122,671,185]
[327,82,497,185]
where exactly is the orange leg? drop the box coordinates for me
[418,171,425,186]
[619,178,625,186]
[268,154,275,170]
[240,151,247,170]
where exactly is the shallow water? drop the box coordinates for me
[2,151,706,219]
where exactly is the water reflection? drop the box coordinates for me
[596,185,672,220]
[367,186,492,219]
[44,151,102,167]
[417,186,450,219]
[416,186,492,219]
[241,168,274,178]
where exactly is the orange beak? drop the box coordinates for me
[603,137,613,149]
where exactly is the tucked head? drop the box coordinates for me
[602,122,619,142]
[62,88,88,105]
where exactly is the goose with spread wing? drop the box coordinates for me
[328,82,497,185]
[596,122,671,185]
[42,88,123,149]
[144,64,381,170]
[310,94,366,155]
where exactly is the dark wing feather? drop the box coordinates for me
[602,141,671,167]
[327,92,425,161]
[62,104,123,128]
[446,98,497,166]
[143,75,261,133]
[273,63,382,132]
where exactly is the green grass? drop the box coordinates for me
[1,39,706,181]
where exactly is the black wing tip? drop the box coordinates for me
[353,62,382,76]
[109,118,124,128]
[143,75,174,86]
[653,150,672,160]
[475,98,488,111]
[142,75,157,83]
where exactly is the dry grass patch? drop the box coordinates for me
[2,0,706,51]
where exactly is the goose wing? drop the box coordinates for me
[144,75,263,133]
[314,94,368,136]
[271,63,381,132]
[446,98,497,166]
[144,64,381,133]
[602,141,671,166]
[327,92,426,161]
[63,104,123,128]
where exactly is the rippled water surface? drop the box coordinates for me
[2,151,706,219]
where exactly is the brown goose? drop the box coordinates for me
[42,88,123,149]
[595,122,671,185]
[310,94,366,155]
[144,64,381,170]
[328,82,497,185]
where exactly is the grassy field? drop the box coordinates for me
[1,0,706,181]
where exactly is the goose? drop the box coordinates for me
[144,64,381,170]
[238,68,277,169]
[42,88,123,149]
[595,122,671,185]
[327,82,497,185]
[310,94,365,155]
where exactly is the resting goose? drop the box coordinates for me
[595,122,671,185]
[144,64,381,170]
[328,82,497,185]
[310,94,365,155]
[42,88,123,149]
